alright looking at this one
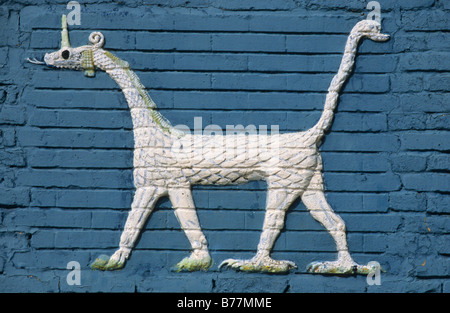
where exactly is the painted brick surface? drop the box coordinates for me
[0,0,449,293]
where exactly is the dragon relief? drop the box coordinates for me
[28,15,390,275]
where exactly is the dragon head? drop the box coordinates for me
[27,15,105,77]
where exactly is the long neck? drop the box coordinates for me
[311,31,363,141]
[93,49,184,137]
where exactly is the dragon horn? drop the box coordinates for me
[61,14,71,48]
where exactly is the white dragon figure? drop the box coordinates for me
[28,15,389,275]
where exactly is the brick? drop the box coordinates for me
[0,148,25,167]
[173,12,250,32]
[399,93,449,113]
[390,73,423,92]
[141,72,212,90]
[18,128,133,149]
[136,32,211,51]
[339,94,397,113]
[32,71,116,89]
[424,73,450,92]
[391,153,427,172]
[16,169,133,189]
[0,9,18,46]
[248,14,357,33]
[248,54,340,73]
[400,52,450,71]
[0,273,60,293]
[29,30,63,49]
[0,188,30,207]
[286,34,346,53]
[343,213,402,232]
[342,74,390,93]
[389,191,427,212]
[285,111,321,131]
[402,10,450,31]
[362,234,388,252]
[354,55,398,73]
[31,229,115,249]
[91,210,128,229]
[331,112,387,132]
[427,153,450,171]
[210,111,287,129]
[211,73,389,93]
[324,173,401,192]
[5,209,91,228]
[0,105,26,125]
[30,188,57,207]
[400,131,450,151]
[12,250,91,270]
[212,33,285,52]
[414,255,450,278]
[0,231,29,250]
[202,190,265,210]
[29,149,133,169]
[402,173,449,192]
[24,89,126,110]
[437,236,450,255]
[0,128,16,147]
[420,216,450,235]
[0,47,8,66]
[114,51,174,71]
[427,193,449,214]
[388,112,427,130]
[212,0,297,11]
[212,274,288,293]
[304,192,388,213]
[426,113,450,130]
[322,152,390,172]
[322,133,400,152]
[137,273,213,293]
[174,91,324,111]
[394,32,450,53]
[138,230,194,250]
[174,53,247,71]
[384,0,435,9]
[29,108,131,129]
[30,188,133,209]
[59,189,133,209]
[212,72,288,91]
[195,210,247,230]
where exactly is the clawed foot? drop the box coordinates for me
[91,250,128,271]
[307,259,382,275]
[219,254,297,274]
[173,251,213,272]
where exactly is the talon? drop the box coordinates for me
[174,255,212,272]
[306,260,380,275]
[219,256,296,273]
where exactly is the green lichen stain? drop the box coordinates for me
[90,254,110,271]
[173,256,213,272]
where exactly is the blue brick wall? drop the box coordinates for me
[0,0,449,293]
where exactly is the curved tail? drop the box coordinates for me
[308,20,390,146]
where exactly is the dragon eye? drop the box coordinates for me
[61,50,70,59]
